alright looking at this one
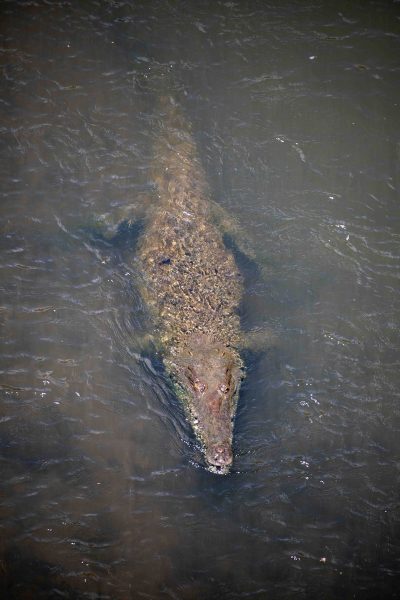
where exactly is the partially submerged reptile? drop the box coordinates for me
[135,81,246,474]
[100,68,257,473]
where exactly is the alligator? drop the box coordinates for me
[83,60,262,475]
[133,84,247,474]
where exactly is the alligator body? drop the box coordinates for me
[137,91,244,474]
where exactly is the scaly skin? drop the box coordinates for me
[137,95,244,473]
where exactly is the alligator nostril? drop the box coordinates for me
[207,444,233,470]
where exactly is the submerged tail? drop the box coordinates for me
[138,61,208,203]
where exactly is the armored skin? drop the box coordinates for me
[137,93,244,473]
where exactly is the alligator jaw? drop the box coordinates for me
[205,442,233,475]
[167,335,243,474]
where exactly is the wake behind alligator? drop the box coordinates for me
[137,81,245,474]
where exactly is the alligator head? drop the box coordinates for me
[168,335,244,474]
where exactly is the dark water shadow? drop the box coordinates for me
[0,545,82,600]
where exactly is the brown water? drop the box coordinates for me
[1,1,400,598]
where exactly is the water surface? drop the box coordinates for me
[1,1,400,598]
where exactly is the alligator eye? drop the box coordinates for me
[219,384,229,394]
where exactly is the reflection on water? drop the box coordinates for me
[1,1,400,598]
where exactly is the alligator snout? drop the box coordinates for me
[169,337,242,475]
[206,443,233,473]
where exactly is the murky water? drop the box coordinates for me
[1,1,400,598]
